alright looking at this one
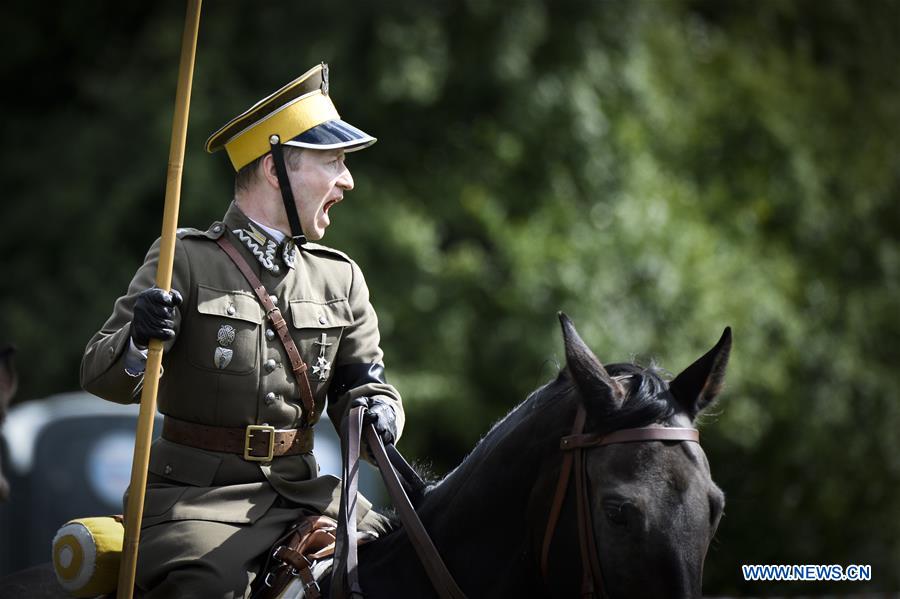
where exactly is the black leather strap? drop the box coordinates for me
[385,443,427,506]
[270,140,305,239]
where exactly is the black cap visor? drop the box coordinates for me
[283,119,376,152]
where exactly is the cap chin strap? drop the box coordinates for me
[269,136,306,240]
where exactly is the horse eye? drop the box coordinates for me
[602,500,628,526]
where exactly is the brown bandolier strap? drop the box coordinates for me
[215,236,316,425]
[162,416,312,458]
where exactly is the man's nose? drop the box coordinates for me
[336,166,354,191]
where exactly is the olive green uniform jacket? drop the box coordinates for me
[80,202,403,593]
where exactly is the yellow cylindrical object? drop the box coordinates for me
[52,517,125,597]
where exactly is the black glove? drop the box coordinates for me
[130,288,183,348]
[350,396,397,446]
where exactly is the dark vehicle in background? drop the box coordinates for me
[0,392,385,576]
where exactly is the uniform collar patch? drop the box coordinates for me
[232,224,280,275]
[282,238,298,269]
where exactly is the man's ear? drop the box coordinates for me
[260,153,280,190]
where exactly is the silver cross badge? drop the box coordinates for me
[311,333,332,381]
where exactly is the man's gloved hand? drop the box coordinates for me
[350,396,397,446]
[130,288,183,348]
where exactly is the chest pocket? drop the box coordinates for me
[289,298,353,385]
[188,285,263,374]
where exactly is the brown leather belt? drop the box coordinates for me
[162,416,313,462]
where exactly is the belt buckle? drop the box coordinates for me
[245,424,276,462]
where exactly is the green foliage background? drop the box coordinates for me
[2,0,898,594]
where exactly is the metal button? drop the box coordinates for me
[265,329,275,341]
[226,304,236,316]
[270,295,278,305]
[164,464,173,475]
[318,315,327,325]
[212,224,222,233]
[264,392,278,405]
[272,265,280,275]
[264,359,277,372]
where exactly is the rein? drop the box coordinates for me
[540,404,700,598]
[332,406,467,599]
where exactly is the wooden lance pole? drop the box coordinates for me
[117,1,202,597]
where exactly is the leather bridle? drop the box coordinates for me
[539,403,700,598]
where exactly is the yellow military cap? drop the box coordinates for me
[205,63,376,171]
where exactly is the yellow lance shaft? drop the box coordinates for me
[117,1,202,597]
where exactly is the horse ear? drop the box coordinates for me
[669,328,732,420]
[558,313,624,409]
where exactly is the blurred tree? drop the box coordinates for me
[0,0,897,594]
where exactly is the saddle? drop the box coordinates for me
[254,515,376,599]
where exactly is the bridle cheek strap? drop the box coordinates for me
[540,407,584,582]
[540,404,700,598]
[575,438,601,597]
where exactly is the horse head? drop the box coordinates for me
[550,314,730,598]
[340,316,730,599]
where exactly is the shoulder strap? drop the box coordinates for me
[301,241,353,263]
[215,236,316,425]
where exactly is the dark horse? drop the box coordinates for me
[0,315,729,598]
[319,314,730,598]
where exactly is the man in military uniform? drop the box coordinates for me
[81,63,402,598]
